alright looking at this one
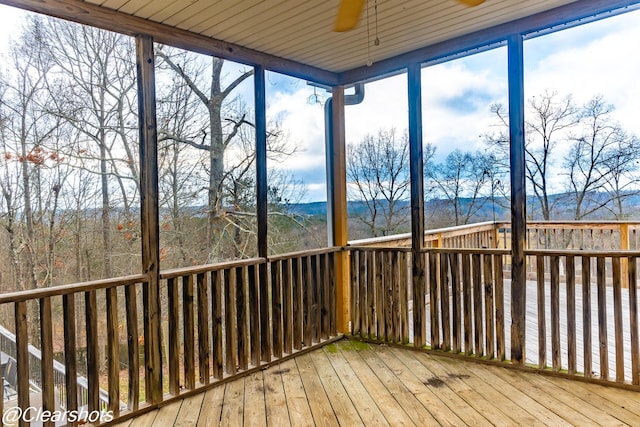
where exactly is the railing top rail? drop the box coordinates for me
[160,257,266,279]
[525,248,640,257]
[496,220,640,229]
[423,247,510,255]
[348,220,498,246]
[267,246,342,262]
[348,245,412,253]
[0,274,147,305]
[347,246,510,255]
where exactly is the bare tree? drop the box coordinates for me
[38,17,139,277]
[487,90,579,220]
[426,149,493,226]
[565,95,640,219]
[347,128,418,237]
[156,47,254,261]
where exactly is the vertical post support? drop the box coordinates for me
[255,65,270,361]
[508,34,527,365]
[408,63,426,348]
[330,85,350,333]
[136,34,162,402]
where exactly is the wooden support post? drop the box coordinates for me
[255,65,270,361]
[136,34,162,403]
[408,62,426,348]
[508,34,527,365]
[330,85,350,333]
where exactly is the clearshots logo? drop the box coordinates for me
[2,406,114,425]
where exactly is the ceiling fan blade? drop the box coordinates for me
[335,0,366,32]
[458,0,486,6]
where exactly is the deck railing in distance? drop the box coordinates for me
[348,220,640,389]
[0,247,340,425]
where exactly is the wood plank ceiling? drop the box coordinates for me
[80,0,578,74]
[3,0,640,84]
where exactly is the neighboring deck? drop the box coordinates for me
[113,339,640,427]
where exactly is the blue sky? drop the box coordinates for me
[2,4,640,202]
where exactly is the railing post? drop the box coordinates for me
[621,223,629,288]
[508,34,527,365]
[255,64,270,360]
[330,85,350,333]
[136,34,162,403]
[408,62,426,348]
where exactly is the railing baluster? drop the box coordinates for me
[472,254,483,357]
[392,251,401,343]
[311,255,322,343]
[236,266,248,370]
[494,254,505,361]
[350,251,359,335]
[259,261,271,363]
[399,252,409,344]
[292,257,303,350]
[629,256,639,385]
[429,252,439,349]
[282,259,294,354]
[272,260,284,358]
[63,293,79,414]
[105,287,120,416]
[15,301,29,427]
[462,253,472,356]
[612,257,624,382]
[483,254,495,360]
[225,268,238,374]
[167,277,180,394]
[40,297,55,427]
[582,256,592,378]
[551,255,561,371]
[597,256,609,380]
[85,290,99,413]
[321,253,330,340]
[385,251,393,342]
[450,253,461,353]
[440,252,451,351]
[357,251,366,337]
[536,255,547,369]
[211,270,223,379]
[197,272,211,383]
[566,255,576,375]
[248,264,260,367]
[125,283,139,409]
[328,252,337,336]
[183,274,196,389]
[375,251,384,340]
[302,256,312,346]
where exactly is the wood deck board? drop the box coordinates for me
[113,338,640,427]
[335,340,415,426]
[390,347,494,427]
[321,344,390,427]
[263,364,292,426]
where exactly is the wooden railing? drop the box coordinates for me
[350,221,498,249]
[349,246,508,359]
[2,220,639,425]
[0,247,339,425]
[348,220,640,389]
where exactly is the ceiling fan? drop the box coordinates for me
[334,0,486,32]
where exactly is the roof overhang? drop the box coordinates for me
[1,0,639,86]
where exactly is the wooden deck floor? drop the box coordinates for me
[112,338,640,426]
